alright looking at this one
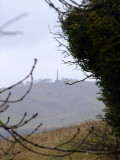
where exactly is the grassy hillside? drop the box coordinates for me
[1,81,104,129]
[0,121,117,160]
[0,122,97,160]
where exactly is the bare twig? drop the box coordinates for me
[65,74,93,85]
[0,13,28,36]
[0,59,37,103]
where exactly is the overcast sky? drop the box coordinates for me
[0,0,91,87]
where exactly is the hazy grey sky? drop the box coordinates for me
[0,0,88,87]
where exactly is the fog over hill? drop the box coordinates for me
[1,81,104,130]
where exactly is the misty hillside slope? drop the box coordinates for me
[1,81,104,128]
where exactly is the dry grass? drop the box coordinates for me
[0,121,110,160]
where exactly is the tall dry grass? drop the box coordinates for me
[0,121,115,160]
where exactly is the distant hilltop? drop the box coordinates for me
[17,78,81,87]
[16,69,81,86]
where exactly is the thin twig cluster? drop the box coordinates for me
[46,0,96,85]
[45,0,109,16]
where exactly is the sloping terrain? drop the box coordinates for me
[1,121,112,160]
[1,81,104,129]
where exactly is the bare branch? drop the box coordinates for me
[0,59,37,103]
[45,0,109,16]
[65,74,94,85]
[0,13,28,36]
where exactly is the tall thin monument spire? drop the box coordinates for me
[56,69,59,82]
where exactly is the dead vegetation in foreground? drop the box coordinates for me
[0,121,120,160]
